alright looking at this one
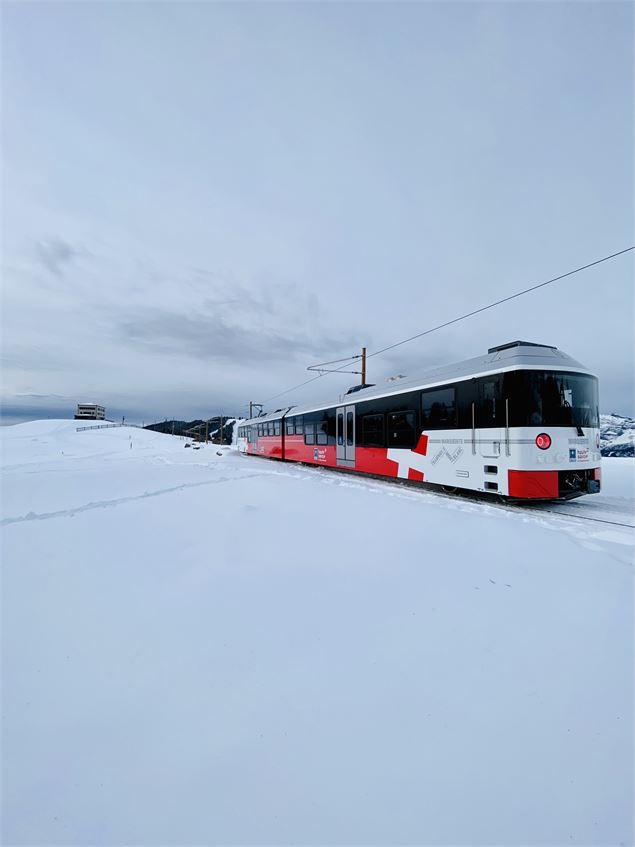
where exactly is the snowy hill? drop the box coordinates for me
[601,413,635,457]
[1,420,633,846]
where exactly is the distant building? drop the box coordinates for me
[74,403,106,421]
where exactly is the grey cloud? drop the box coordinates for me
[118,309,358,364]
[33,239,82,275]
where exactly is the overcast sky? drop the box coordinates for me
[2,1,633,425]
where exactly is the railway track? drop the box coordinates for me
[246,455,635,531]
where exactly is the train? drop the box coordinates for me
[237,341,602,500]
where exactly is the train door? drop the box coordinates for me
[478,377,502,459]
[336,405,356,468]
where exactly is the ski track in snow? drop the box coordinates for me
[1,471,269,526]
[3,442,634,550]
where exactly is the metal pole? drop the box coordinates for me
[361,347,366,385]
[220,414,224,445]
[205,420,209,443]
[249,401,253,419]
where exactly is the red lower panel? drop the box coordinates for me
[593,467,601,481]
[408,468,425,482]
[508,470,559,499]
[284,437,336,466]
[354,448,400,477]
[252,436,283,459]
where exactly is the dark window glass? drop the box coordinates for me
[322,410,336,444]
[346,411,354,446]
[362,414,384,447]
[478,376,502,427]
[388,411,417,447]
[274,421,281,436]
[316,421,328,445]
[286,419,294,435]
[305,422,315,445]
[456,380,478,429]
[337,413,344,445]
[295,416,304,435]
[421,387,456,429]
[520,371,599,428]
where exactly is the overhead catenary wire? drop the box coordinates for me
[365,245,635,361]
[260,245,635,407]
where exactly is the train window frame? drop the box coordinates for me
[346,411,354,446]
[274,421,281,436]
[337,413,344,445]
[361,413,385,448]
[294,416,304,435]
[285,419,294,436]
[387,410,417,448]
[421,386,457,429]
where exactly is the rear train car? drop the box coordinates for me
[237,341,602,500]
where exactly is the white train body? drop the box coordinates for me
[237,341,602,500]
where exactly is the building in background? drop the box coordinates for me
[74,403,106,421]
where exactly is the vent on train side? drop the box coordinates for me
[487,340,558,354]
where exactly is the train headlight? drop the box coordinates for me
[535,433,552,450]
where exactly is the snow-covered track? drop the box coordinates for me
[240,454,635,537]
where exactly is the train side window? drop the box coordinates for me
[274,421,281,436]
[295,416,304,435]
[337,413,344,445]
[388,411,416,447]
[479,377,502,426]
[316,421,328,445]
[305,422,315,445]
[346,412,354,446]
[421,387,456,429]
[361,414,384,447]
[285,419,294,435]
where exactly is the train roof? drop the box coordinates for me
[242,342,594,424]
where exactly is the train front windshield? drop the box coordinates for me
[518,371,599,428]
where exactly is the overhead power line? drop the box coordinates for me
[260,245,634,407]
[366,245,635,361]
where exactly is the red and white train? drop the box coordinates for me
[237,341,602,500]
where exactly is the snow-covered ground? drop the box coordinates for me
[2,420,633,846]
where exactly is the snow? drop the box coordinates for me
[2,420,633,846]
[601,413,635,457]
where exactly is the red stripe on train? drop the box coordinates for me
[508,470,559,498]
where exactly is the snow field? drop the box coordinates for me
[1,421,633,845]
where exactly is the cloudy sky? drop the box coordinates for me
[2,1,633,425]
